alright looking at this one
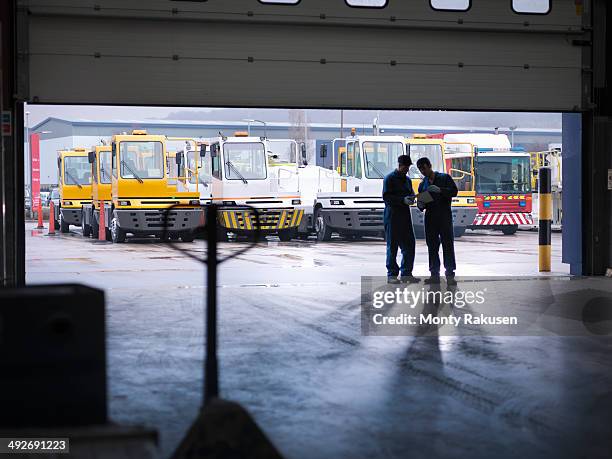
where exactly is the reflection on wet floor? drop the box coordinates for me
[24,223,583,458]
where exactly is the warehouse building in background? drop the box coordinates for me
[27,116,562,188]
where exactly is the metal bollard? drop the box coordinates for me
[98,200,106,241]
[538,167,552,272]
[48,202,56,235]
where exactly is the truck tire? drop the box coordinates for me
[453,227,466,238]
[91,214,99,239]
[413,226,425,240]
[59,212,70,234]
[502,225,518,235]
[278,229,294,242]
[81,208,91,237]
[314,209,332,242]
[110,213,126,243]
[216,226,228,242]
[181,231,195,242]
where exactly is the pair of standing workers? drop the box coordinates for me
[382,155,458,285]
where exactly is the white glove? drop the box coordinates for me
[427,185,441,193]
[403,196,415,205]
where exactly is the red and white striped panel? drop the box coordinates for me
[473,212,533,226]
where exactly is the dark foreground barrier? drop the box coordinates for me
[0,284,107,427]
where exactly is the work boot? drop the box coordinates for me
[387,276,401,284]
[400,275,421,284]
[446,275,457,286]
[424,275,441,285]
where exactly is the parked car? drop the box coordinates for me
[47,188,60,227]
[40,191,50,205]
[47,187,60,209]
[24,188,31,214]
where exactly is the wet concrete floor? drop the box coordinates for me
[26,224,612,459]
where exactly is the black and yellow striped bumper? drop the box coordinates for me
[219,209,304,231]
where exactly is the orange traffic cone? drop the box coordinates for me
[36,201,44,229]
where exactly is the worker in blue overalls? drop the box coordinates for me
[382,155,420,284]
[416,157,458,286]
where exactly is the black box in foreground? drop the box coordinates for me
[0,284,106,427]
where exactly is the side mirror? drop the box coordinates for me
[88,151,95,164]
[211,145,218,158]
[199,144,207,158]
[301,143,307,161]
[320,144,328,158]
[176,151,184,165]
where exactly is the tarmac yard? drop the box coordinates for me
[25,225,612,459]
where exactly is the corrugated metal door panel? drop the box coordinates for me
[30,55,580,110]
[23,0,583,29]
[27,4,583,110]
[30,17,580,68]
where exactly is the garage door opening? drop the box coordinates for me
[25,104,569,284]
[22,104,587,458]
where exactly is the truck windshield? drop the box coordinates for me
[119,141,164,179]
[476,155,531,194]
[63,156,91,185]
[362,142,404,178]
[187,150,211,184]
[407,144,444,179]
[267,140,297,164]
[223,142,266,180]
[99,151,112,184]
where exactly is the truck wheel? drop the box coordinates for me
[502,225,518,235]
[342,232,362,241]
[59,212,70,234]
[217,225,227,242]
[91,216,99,239]
[181,231,195,242]
[314,209,332,242]
[413,226,425,240]
[453,227,466,238]
[110,213,126,243]
[278,229,294,242]
[81,209,91,237]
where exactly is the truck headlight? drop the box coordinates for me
[119,200,131,206]
[330,199,344,205]
[467,198,475,204]
[519,201,526,207]
[62,201,72,206]
[189,200,200,205]
[292,199,301,205]
[222,200,236,206]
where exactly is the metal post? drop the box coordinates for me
[205,204,219,403]
[98,200,106,241]
[509,126,517,148]
[538,167,552,272]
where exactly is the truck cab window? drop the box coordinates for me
[211,144,221,179]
